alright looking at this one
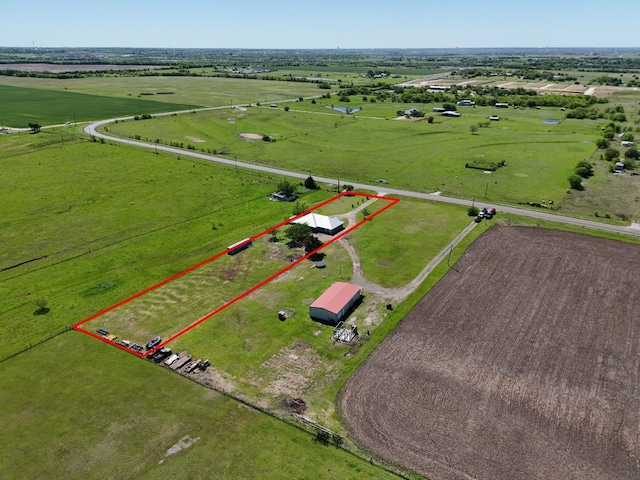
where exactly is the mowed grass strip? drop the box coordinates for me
[0,84,198,127]
[0,332,400,480]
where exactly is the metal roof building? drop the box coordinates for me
[309,282,362,324]
[291,213,344,236]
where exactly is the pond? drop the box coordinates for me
[542,119,560,125]
[325,106,361,114]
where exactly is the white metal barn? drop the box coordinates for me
[291,213,344,236]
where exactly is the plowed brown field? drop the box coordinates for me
[341,226,640,480]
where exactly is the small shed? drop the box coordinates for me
[614,161,625,173]
[309,282,362,324]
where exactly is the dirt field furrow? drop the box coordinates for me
[341,226,640,480]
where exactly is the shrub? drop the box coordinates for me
[568,174,584,190]
[574,160,594,178]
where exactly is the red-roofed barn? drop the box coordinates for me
[309,282,362,324]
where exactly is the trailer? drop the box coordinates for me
[227,238,253,255]
[171,354,192,371]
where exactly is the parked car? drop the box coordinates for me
[474,215,483,223]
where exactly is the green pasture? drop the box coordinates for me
[0,84,198,127]
[0,75,330,113]
[0,137,334,359]
[0,128,479,472]
[105,99,599,206]
[0,332,402,480]
[350,198,475,286]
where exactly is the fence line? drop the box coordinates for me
[0,325,72,363]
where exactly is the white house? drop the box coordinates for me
[291,213,344,235]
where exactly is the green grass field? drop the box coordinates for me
[0,84,198,127]
[0,137,331,359]
[0,332,403,480]
[0,73,340,127]
[104,100,599,208]
[3,71,640,479]
[1,128,475,479]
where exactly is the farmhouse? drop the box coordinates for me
[404,107,419,116]
[457,100,475,106]
[442,111,461,117]
[495,102,509,108]
[291,213,344,236]
[309,282,362,324]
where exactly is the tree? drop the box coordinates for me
[277,179,296,197]
[28,122,41,134]
[624,147,639,160]
[467,206,480,217]
[604,147,620,162]
[293,200,308,215]
[304,235,323,253]
[621,132,635,142]
[283,106,290,112]
[34,298,49,315]
[568,174,584,191]
[596,138,610,149]
[304,176,319,190]
[285,223,312,247]
[574,160,594,178]
[427,115,434,124]
[469,124,478,135]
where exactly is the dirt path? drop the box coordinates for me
[334,195,477,303]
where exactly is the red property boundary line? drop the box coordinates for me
[73,192,399,357]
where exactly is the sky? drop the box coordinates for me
[2,0,638,49]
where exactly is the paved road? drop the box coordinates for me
[84,116,640,239]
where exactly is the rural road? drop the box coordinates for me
[84,115,640,239]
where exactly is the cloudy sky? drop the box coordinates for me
[2,0,638,49]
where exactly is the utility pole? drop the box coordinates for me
[447,245,453,268]
[471,195,475,208]
[484,182,489,199]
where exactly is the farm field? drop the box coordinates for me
[105,101,599,208]
[0,331,401,480]
[0,75,329,113]
[341,225,640,480]
[0,84,198,127]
